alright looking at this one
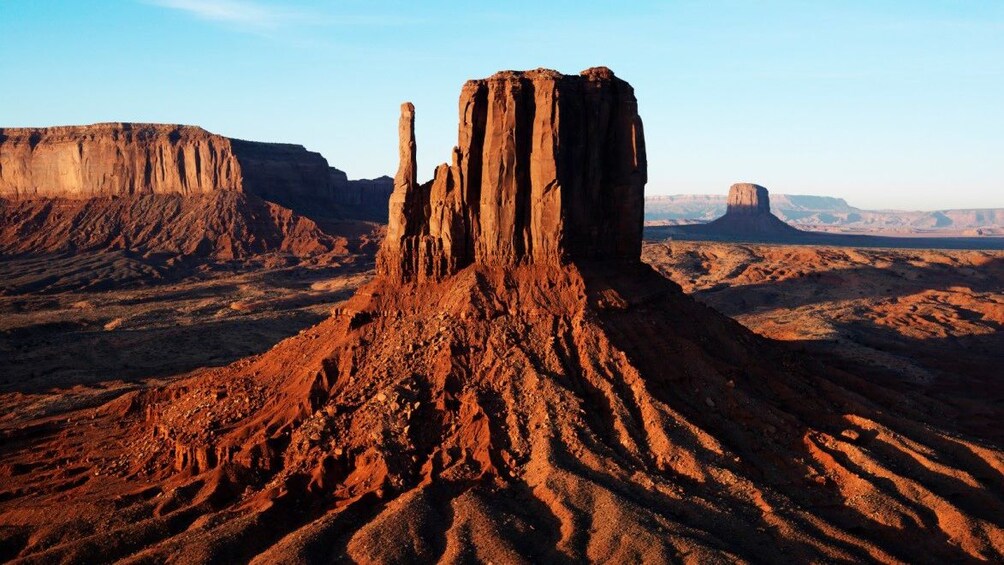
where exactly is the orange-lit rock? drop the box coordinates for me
[378,67,647,283]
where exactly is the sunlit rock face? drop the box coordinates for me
[0,123,332,204]
[378,67,648,283]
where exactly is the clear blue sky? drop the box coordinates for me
[2,1,1002,210]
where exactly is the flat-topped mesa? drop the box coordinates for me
[0,123,332,205]
[726,183,771,216]
[377,67,647,283]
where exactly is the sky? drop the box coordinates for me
[1,0,1002,210]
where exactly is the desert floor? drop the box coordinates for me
[643,241,1004,443]
[4,241,1000,439]
[0,259,373,426]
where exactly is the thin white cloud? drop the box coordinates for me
[146,0,430,33]
[147,0,306,30]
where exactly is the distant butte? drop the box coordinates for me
[684,182,801,236]
[725,183,772,216]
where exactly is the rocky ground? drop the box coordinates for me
[0,264,380,447]
[8,240,998,419]
[3,251,1002,562]
[1,240,1002,562]
[643,241,1004,443]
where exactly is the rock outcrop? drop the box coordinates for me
[378,68,647,283]
[0,123,393,221]
[0,192,356,293]
[0,192,344,261]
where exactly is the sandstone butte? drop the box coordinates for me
[1,68,1002,563]
[378,67,646,282]
[725,182,772,215]
[0,122,392,217]
[689,182,801,236]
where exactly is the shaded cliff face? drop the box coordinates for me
[229,138,333,207]
[378,68,647,282]
[726,183,771,216]
[330,169,394,221]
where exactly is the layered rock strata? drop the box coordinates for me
[378,67,647,283]
[0,124,243,198]
[0,123,390,218]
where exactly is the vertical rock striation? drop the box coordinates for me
[725,183,771,216]
[378,67,647,283]
[0,123,392,219]
[0,124,245,198]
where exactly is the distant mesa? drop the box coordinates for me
[0,123,393,291]
[647,183,1004,250]
[0,122,392,221]
[645,191,1004,236]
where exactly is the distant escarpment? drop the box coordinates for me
[645,193,1004,235]
[0,122,392,220]
[646,184,1004,250]
[378,67,647,282]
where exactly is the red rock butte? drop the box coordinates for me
[725,183,771,216]
[378,67,647,283]
[689,182,801,236]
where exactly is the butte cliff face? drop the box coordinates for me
[0,122,393,219]
[2,124,262,198]
[2,70,1002,564]
[378,68,647,282]
[725,182,771,215]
